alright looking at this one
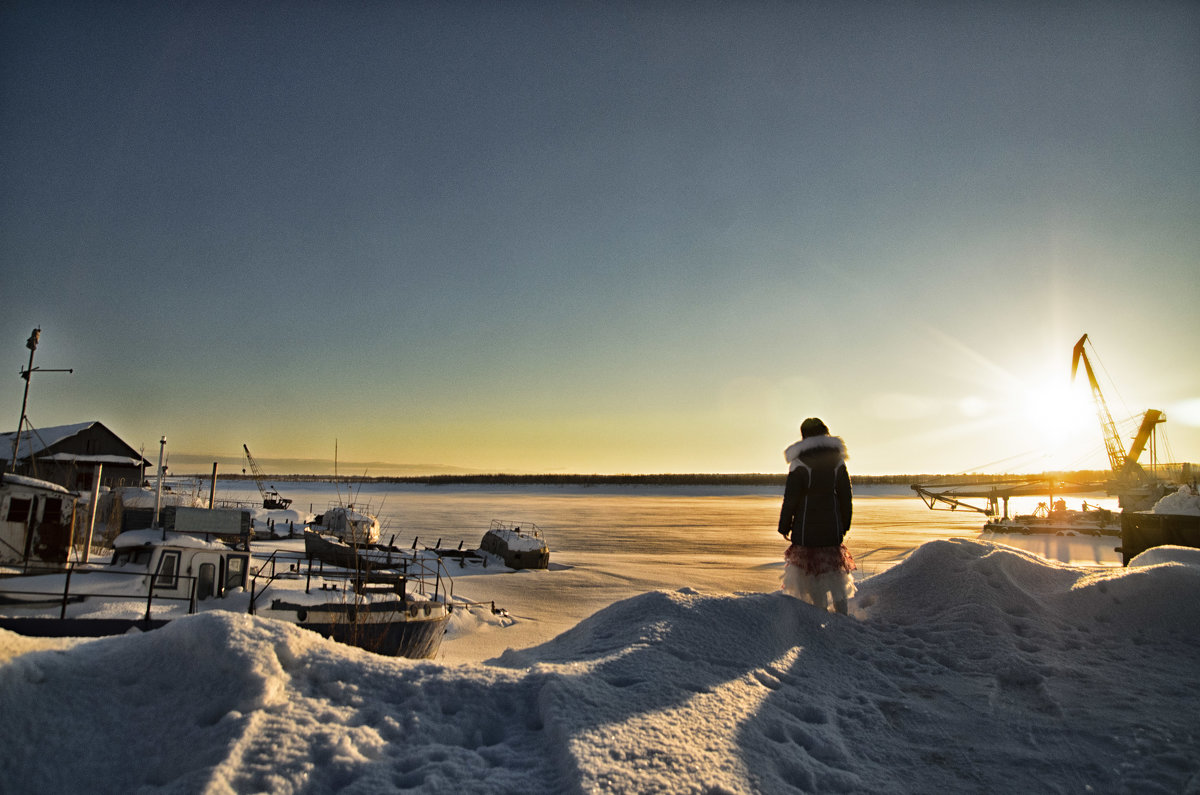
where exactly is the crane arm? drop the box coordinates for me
[243,444,269,495]
[1071,334,1127,475]
[242,444,291,509]
[1123,409,1165,479]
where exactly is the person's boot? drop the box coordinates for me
[833,599,848,615]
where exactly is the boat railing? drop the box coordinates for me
[489,519,542,538]
[247,547,304,615]
[0,562,201,621]
[249,544,458,609]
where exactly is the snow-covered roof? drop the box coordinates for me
[0,421,148,465]
[112,529,235,551]
[39,453,146,466]
[0,421,99,460]
[0,472,71,494]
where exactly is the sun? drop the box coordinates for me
[1011,377,1097,465]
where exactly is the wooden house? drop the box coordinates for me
[0,421,150,491]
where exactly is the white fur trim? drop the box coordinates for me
[783,435,847,469]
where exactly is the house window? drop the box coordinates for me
[153,551,180,590]
[5,498,32,524]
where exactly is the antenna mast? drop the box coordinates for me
[9,328,73,473]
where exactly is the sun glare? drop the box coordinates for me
[1008,377,1097,466]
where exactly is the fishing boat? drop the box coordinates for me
[0,510,458,659]
[303,528,422,571]
[264,596,450,659]
[0,472,79,571]
[0,521,252,636]
[309,504,381,545]
[479,520,549,569]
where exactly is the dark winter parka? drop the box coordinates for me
[777,435,852,547]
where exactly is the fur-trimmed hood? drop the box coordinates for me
[784,435,847,471]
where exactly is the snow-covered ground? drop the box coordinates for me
[2,483,1197,792]
[2,538,1198,793]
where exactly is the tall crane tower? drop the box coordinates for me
[242,444,292,510]
[1071,334,1165,504]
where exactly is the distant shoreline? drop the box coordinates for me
[181,471,1112,487]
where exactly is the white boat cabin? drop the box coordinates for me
[0,473,78,568]
[111,529,250,601]
[313,505,381,545]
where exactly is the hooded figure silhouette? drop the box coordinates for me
[778,418,856,614]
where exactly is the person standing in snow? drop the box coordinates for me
[778,417,856,614]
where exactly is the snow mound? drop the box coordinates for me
[1128,544,1200,568]
[1,539,1197,793]
[1153,484,1200,515]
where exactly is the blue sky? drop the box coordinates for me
[2,1,1198,475]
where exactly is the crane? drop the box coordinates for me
[1071,334,1165,490]
[242,444,292,510]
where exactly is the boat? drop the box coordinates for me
[1117,485,1200,564]
[0,512,457,659]
[0,472,80,571]
[303,528,417,571]
[309,504,381,545]
[479,520,549,569]
[982,499,1121,537]
[0,522,253,635]
[912,478,1118,534]
[264,597,449,659]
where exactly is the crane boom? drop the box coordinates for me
[1071,334,1165,484]
[1124,409,1165,479]
[1071,334,1128,475]
[242,444,292,510]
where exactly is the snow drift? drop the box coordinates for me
[1,539,1197,793]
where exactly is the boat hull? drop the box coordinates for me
[269,600,450,659]
[479,528,549,570]
[1119,512,1200,565]
[0,607,449,659]
[0,617,169,637]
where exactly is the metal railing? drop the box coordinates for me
[246,541,488,614]
[0,562,200,620]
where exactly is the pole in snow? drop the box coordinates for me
[155,436,166,539]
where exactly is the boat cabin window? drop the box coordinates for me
[226,555,247,591]
[42,497,62,525]
[197,563,216,600]
[153,550,180,590]
[5,497,32,525]
[112,548,153,567]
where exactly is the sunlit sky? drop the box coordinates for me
[2,2,1198,476]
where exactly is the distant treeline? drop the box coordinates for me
[201,470,1114,487]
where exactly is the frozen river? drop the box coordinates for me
[209,479,1122,662]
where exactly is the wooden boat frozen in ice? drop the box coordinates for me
[479,520,549,569]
